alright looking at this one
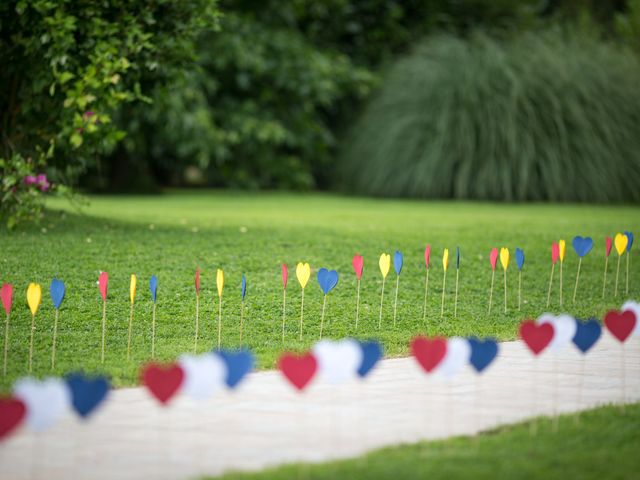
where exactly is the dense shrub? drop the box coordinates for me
[338,29,640,202]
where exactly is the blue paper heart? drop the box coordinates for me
[394,251,403,275]
[50,278,65,310]
[317,268,339,295]
[468,338,499,373]
[572,318,601,354]
[66,373,110,419]
[572,236,593,258]
[241,274,247,300]
[456,247,460,269]
[149,275,158,303]
[216,349,254,389]
[515,248,525,271]
[357,340,383,378]
[625,231,634,252]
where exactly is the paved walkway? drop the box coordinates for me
[2,334,639,480]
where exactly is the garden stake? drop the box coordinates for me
[194,268,201,353]
[216,268,224,349]
[572,257,582,304]
[378,277,386,329]
[319,294,327,339]
[441,249,449,318]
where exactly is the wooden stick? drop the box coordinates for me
[127,303,134,361]
[518,270,522,311]
[239,300,245,344]
[319,295,327,339]
[615,255,621,297]
[602,256,609,298]
[572,258,582,304]
[217,296,222,349]
[422,268,429,324]
[51,309,59,370]
[440,270,447,318]
[503,269,507,314]
[546,264,555,307]
[101,301,106,364]
[281,288,286,343]
[454,269,459,318]
[559,262,563,307]
[488,270,495,315]
[626,253,630,296]
[29,313,36,373]
[3,313,9,376]
[299,289,305,341]
[355,280,361,331]
[194,293,200,353]
[378,277,386,330]
[151,302,157,359]
[393,276,400,327]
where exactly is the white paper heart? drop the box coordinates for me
[437,337,471,379]
[13,377,71,431]
[537,313,577,351]
[621,301,640,336]
[178,353,227,402]
[312,339,363,384]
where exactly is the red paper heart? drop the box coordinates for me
[489,248,498,270]
[551,242,559,264]
[1,283,12,316]
[194,267,201,294]
[141,363,184,405]
[278,353,318,391]
[424,245,431,268]
[98,272,108,301]
[604,310,636,343]
[0,397,26,440]
[605,237,612,257]
[411,336,447,373]
[352,255,364,280]
[282,264,288,289]
[519,320,554,355]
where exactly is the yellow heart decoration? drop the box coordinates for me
[216,269,224,297]
[558,239,566,262]
[129,274,137,304]
[500,247,510,271]
[442,248,449,271]
[296,262,311,289]
[378,253,391,278]
[27,283,42,316]
[614,233,628,256]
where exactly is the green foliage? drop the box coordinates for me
[0,155,46,229]
[339,29,640,202]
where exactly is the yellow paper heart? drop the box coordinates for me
[500,247,510,271]
[558,239,566,262]
[614,233,628,256]
[378,253,391,278]
[442,248,449,271]
[296,262,310,289]
[26,283,41,316]
[216,269,224,297]
[129,274,137,304]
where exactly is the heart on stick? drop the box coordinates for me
[13,377,71,431]
[317,268,339,295]
[216,269,224,297]
[352,255,364,280]
[489,248,498,270]
[296,263,311,288]
[614,233,628,256]
[605,237,612,257]
[624,231,633,251]
[179,353,227,401]
[129,274,137,304]
[141,363,184,405]
[468,338,499,373]
[572,318,602,354]
[519,320,554,356]
[278,352,318,391]
[98,272,108,301]
[515,248,525,271]
[621,301,640,337]
[500,248,509,271]
[194,268,201,295]
[424,245,431,269]
[50,279,65,309]
[312,339,363,384]
[411,336,447,373]
[393,251,403,275]
[357,340,383,378]
[281,264,288,289]
[558,239,566,262]
[442,248,449,271]
[379,254,391,278]
[572,236,594,258]
[551,242,559,264]
[66,373,110,419]
[1,283,13,316]
[604,310,636,343]
[437,337,471,378]
[0,397,26,440]
[26,283,41,316]
[149,275,158,303]
[536,314,577,352]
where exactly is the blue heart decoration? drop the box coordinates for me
[357,340,383,378]
[394,251,403,275]
[216,349,254,389]
[317,268,339,295]
[149,275,158,303]
[572,236,593,258]
[241,274,247,301]
[456,247,460,269]
[572,318,601,354]
[50,278,65,309]
[515,248,525,271]
[468,338,499,373]
[625,231,634,252]
[66,373,110,419]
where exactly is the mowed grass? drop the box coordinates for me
[206,403,640,480]
[0,191,638,390]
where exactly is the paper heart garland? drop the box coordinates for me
[241,274,247,301]
[281,264,288,289]
[515,248,525,271]
[149,275,158,303]
[537,314,577,352]
[195,268,201,295]
[66,373,110,419]
[0,397,26,440]
[621,301,640,337]
[551,242,559,264]
[98,272,108,301]
[614,233,628,256]
[49,279,65,310]
[604,310,636,343]
[1,283,13,316]
[605,237,612,257]
[424,245,431,269]
[296,263,311,288]
[558,239,566,262]
[394,251,403,275]
[312,339,363,384]
[26,283,41,316]
[216,349,254,389]
[572,236,593,258]
[442,249,449,271]
[468,338,499,373]
[129,274,137,304]
[357,340,383,378]
[352,255,364,280]
[178,353,227,401]
[519,320,554,355]
[216,269,224,297]
[317,268,339,295]
[572,318,602,354]
[624,231,633,251]
[410,336,447,373]
[278,352,318,391]
[437,337,471,378]
[379,254,391,278]
[141,363,185,405]
[13,377,71,431]
[489,248,498,271]
[500,248,509,271]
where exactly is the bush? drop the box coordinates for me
[338,29,640,202]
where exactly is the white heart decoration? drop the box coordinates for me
[437,337,471,379]
[13,377,71,431]
[178,353,227,402]
[312,339,363,384]
[621,301,640,337]
[537,313,577,351]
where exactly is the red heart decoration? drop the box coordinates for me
[424,245,431,268]
[282,264,288,289]
[411,336,447,373]
[605,237,612,257]
[352,255,364,280]
[519,320,554,355]
[551,242,559,264]
[194,267,201,295]
[489,248,498,270]
[0,397,26,440]
[141,363,184,405]
[604,310,636,343]
[1,283,12,316]
[278,353,317,391]
[98,272,108,301]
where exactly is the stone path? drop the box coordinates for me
[2,334,638,480]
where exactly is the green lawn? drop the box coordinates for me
[206,403,640,480]
[0,191,638,390]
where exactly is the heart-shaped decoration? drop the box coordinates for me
[141,363,185,405]
[296,263,311,289]
[317,268,339,295]
[216,269,224,297]
[98,272,108,301]
[66,373,110,419]
[216,349,254,389]
[281,264,288,289]
[519,320,554,355]
[604,310,636,343]
[468,338,499,373]
[624,231,634,251]
[393,251,403,275]
[278,352,318,391]
[178,353,227,401]
[558,239,566,262]
[241,274,247,301]
[614,233,628,256]
[352,255,364,280]
[515,248,525,271]
[424,245,431,269]
[500,247,509,271]
[379,253,391,278]
[442,248,449,271]
[0,397,26,440]
[49,279,65,310]
[572,318,602,354]
[537,314,577,351]
[437,337,471,378]
[357,340,383,378]
[13,377,71,431]
[150,274,158,303]
[195,267,201,295]
[1,283,13,316]
[129,274,137,304]
[572,236,593,258]
[411,336,447,373]
[551,242,559,264]
[605,237,612,257]
[621,301,640,337]
[26,283,41,316]
[312,339,363,384]
[489,248,498,271]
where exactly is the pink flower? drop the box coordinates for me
[23,175,37,185]
[35,174,50,192]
